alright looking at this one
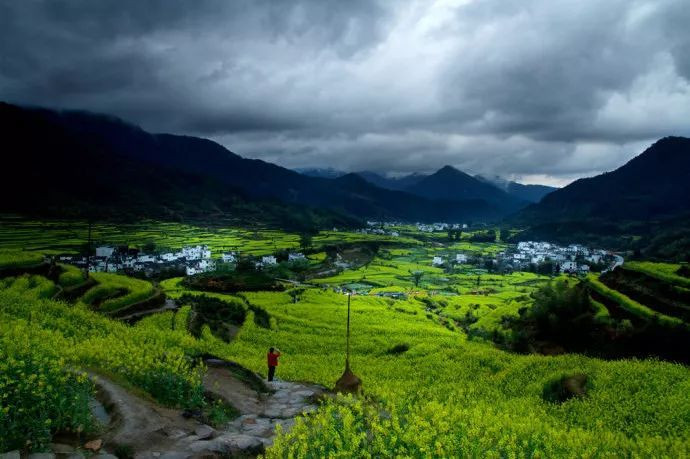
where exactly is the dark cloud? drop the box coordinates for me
[1,0,688,186]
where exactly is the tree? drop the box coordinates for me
[300,233,313,251]
[287,287,305,303]
[410,270,424,288]
[498,228,506,242]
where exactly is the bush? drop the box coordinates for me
[542,372,589,404]
[0,341,94,452]
[57,264,85,287]
[181,293,247,341]
[386,343,410,355]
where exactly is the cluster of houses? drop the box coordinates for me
[58,245,308,277]
[428,241,622,275]
[356,227,400,237]
[503,241,623,274]
[432,253,469,267]
[416,222,467,233]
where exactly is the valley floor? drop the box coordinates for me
[1,222,689,457]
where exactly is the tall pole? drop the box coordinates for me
[85,220,93,277]
[346,293,351,370]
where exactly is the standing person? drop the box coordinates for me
[267,347,281,381]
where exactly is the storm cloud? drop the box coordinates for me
[1,0,689,185]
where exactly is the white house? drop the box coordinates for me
[160,252,176,262]
[288,252,306,262]
[198,259,216,271]
[222,252,237,263]
[585,254,602,264]
[96,246,115,258]
[456,254,468,263]
[560,261,577,273]
[181,245,210,260]
[261,255,277,265]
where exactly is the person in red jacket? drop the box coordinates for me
[267,347,281,381]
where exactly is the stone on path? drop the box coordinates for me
[194,424,215,440]
[83,439,102,452]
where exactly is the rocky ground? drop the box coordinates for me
[1,363,327,459]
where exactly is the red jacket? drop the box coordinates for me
[267,352,280,367]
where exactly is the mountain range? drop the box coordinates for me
[297,168,555,204]
[3,101,688,255]
[0,102,524,227]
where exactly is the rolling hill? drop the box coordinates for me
[512,137,690,259]
[476,175,556,203]
[0,102,511,225]
[405,165,527,213]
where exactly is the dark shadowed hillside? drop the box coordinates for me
[355,171,428,191]
[476,175,556,203]
[405,166,527,213]
[0,103,359,231]
[511,137,690,260]
[516,137,690,222]
[0,102,509,225]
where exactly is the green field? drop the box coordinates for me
[587,272,684,326]
[2,222,689,457]
[0,249,44,270]
[0,217,423,257]
[622,261,690,288]
[80,272,158,313]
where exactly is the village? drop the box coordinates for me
[431,240,623,275]
[56,245,307,277]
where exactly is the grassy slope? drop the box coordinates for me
[622,261,690,288]
[80,273,157,313]
[586,273,684,326]
[0,249,44,270]
[202,287,689,456]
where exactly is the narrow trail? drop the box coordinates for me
[88,363,327,458]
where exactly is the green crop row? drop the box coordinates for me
[586,274,684,326]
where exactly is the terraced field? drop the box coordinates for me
[0,217,424,257]
[587,262,690,327]
[0,249,44,270]
[3,222,689,457]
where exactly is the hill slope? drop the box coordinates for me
[476,175,556,203]
[355,171,428,191]
[516,137,690,222]
[405,165,527,213]
[0,102,358,230]
[0,102,507,224]
[511,137,690,259]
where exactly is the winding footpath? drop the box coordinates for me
[87,364,326,458]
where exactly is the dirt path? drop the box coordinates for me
[91,373,200,451]
[85,364,327,458]
[203,366,263,414]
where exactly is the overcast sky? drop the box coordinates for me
[2,0,689,186]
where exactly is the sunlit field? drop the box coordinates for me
[2,220,689,457]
